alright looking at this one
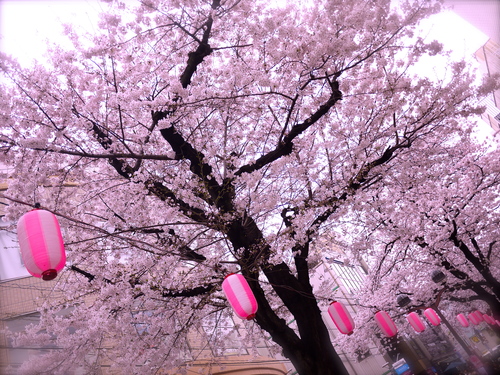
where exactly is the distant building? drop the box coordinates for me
[475,39,500,132]
[0,277,63,372]
[0,221,388,375]
[0,272,289,374]
[313,259,390,375]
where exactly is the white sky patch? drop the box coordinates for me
[0,1,490,65]
[417,10,493,143]
[423,10,489,59]
[0,1,491,58]
[0,0,494,141]
[412,10,488,84]
[0,0,103,66]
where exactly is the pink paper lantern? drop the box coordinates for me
[222,274,258,320]
[407,312,425,333]
[328,301,355,335]
[468,312,480,325]
[375,311,398,337]
[456,313,469,328]
[483,314,495,325]
[474,310,484,322]
[424,308,441,326]
[17,209,66,281]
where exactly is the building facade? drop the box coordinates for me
[475,38,500,132]
[1,226,388,374]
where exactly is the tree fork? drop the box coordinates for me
[248,267,350,375]
[228,214,350,374]
[179,0,220,88]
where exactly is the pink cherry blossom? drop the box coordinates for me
[1,0,497,374]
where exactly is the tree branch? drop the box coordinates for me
[155,112,235,213]
[145,180,212,224]
[25,147,175,161]
[70,265,216,298]
[179,0,221,88]
[160,284,216,298]
[235,86,343,176]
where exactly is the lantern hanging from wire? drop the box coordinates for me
[375,311,398,337]
[407,312,425,333]
[17,209,66,281]
[424,308,441,326]
[483,314,496,325]
[468,312,480,325]
[474,310,484,322]
[222,273,258,320]
[456,313,469,328]
[328,301,355,335]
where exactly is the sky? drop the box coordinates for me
[0,0,494,141]
[0,0,104,65]
[0,0,490,66]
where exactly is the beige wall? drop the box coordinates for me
[0,276,60,371]
[163,356,288,375]
[0,276,59,320]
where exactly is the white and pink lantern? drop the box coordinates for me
[328,301,355,335]
[468,312,481,325]
[457,313,469,328]
[407,312,425,333]
[474,310,484,322]
[375,311,398,337]
[424,308,441,326]
[483,314,495,325]
[17,209,66,281]
[222,273,258,320]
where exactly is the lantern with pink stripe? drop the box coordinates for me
[424,308,441,326]
[483,314,495,325]
[456,313,469,328]
[17,209,66,281]
[328,301,355,335]
[468,312,480,325]
[474,310,484,322]
[375,311,398,337]
[222,274,258,320]
[407,312,425,333]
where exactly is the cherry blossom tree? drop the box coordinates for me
[0,0,495,374]
[352,144,500,318]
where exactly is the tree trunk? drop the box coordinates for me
[250,274,350,375]
[227,213,350,375]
